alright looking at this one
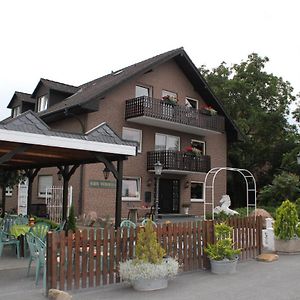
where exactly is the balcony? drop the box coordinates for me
[147,151,211,174]
[125,96,225,135]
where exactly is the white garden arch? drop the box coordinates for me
[203,167,256,220]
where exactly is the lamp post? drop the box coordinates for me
[154,161,163,221]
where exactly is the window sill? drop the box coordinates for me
[190,199,204,203]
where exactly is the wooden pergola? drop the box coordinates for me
[0,111,137,227]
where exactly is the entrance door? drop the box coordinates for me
[159,179,180,213]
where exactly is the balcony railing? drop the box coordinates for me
[125,96,225,133]
[147,151,211,173]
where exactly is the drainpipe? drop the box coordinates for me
[64,109,86,215]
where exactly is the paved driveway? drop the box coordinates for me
[1,255,300,300]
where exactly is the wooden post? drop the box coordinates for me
[26,168,40,216]
[115,160,123,228]
[62,166,69,221]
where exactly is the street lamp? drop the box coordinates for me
[103,166,110,180]
[154,161,163,221]
[297,152,300,165]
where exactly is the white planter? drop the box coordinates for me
[132,278,168,291]
[210,257,238,274]
[275,239,300,254]
[183,207,189,215]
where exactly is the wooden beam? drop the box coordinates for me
[0,144,31,164]
[115,160,123,228]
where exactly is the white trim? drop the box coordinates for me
[135,84,153,98]
[122,127,142,153]
[191,139,206,155]
[85,122,106,134]
[190,181,204,203]
[185,97,199,109]
[0,128,137,156]
[122,177,141,201]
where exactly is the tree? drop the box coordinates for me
[0,170,24,217]
[200,54,300,205]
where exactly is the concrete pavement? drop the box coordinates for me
[1,255,300,300]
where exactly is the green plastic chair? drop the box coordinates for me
[15,215,29,225]
[0,229,20,258]
[29,222,50,241]
[120,220,136,238]
[26,233,46,286]
[141,218,157,227]
[54,220,66,233]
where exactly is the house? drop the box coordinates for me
[2,47,239,220]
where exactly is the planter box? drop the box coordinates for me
[275,239,300,254]
[132,278,168,291]
[210,258,238,274]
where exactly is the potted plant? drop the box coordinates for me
[162,95,177,106]
[181,203,191,215]
[204,223,241,274]
[119,220,179,291]
[184,146,202,157]
[201,105,217,116]
[274,199,300,253]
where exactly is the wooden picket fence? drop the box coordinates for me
[46,216,262,292]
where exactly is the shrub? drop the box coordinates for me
[204,223,241,261]
[258,172,300,206]
[136,220,165,264]
[66,204,76,232]
[274,199,299,240]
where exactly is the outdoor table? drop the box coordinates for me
[9,224,31,257]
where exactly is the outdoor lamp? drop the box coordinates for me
[103,166,110,180]
[154,161,163,176]
[154,161,163,221]
[57,169,63,181]
[297,152,300,165]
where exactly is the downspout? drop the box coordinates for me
[64,109,85,216]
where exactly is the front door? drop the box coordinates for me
[159,179,180,213]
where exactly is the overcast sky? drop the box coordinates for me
[0,0,299,121]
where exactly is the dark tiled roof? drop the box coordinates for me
[40,78,79,94]
[40,48,184,116]
[0,110,134,146]
[31,78,79,98]
[7,91,35,108]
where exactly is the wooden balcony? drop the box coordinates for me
[147,151,211,174]
[125,96,225,135]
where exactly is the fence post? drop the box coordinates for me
[202,220,214,269]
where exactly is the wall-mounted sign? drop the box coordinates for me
[89,180,116,189]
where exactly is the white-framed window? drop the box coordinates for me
[122,177,141,201]
[191,139,206,155]
[185,97,199,109]
[5,187,13,197]
[135,85,152,98]
[155,133,180,151]
[37,95,48,112]
[122,127,142,153]
[12,106,21,118]
[162,90,177,102]
[38,175,53,198]
[190,181,204,202]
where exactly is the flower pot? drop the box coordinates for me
[275,239,300,254]
[132,278,168,291]
[183,207,189,215]
[210,257,238,274]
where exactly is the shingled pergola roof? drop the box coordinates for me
[0,110,136,170]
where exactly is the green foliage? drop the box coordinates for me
[274,200,299,240]
[34,217,58,229]
[258,172,300,206]
[135,219,165,264]
[295,198,300,218]
[200,54,300,206]
[66,204,76,232]
[204,223,241,261]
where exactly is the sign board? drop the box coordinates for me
[89,180,116,189]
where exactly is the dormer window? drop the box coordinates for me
[12,106,21,118]
[37,95,48,112]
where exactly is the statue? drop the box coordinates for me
[214,195,239,216]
